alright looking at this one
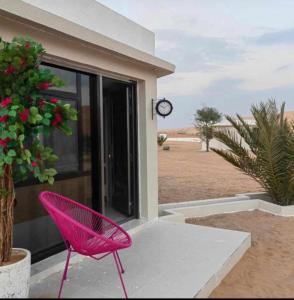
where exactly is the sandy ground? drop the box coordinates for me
[187,210,294,298]
[158,141,262,204]
[159,127,198,137]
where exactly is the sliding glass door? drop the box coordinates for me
[14,65,93,262]
[13,65,138,263]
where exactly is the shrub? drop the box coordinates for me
[157,134,167,146]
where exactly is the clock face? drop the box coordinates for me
[156,99,173,117]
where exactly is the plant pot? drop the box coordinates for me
[0,248,31,298]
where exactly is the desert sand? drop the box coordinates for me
[187,210,294,298]
[158,141,262,204]
[159,127,198,138]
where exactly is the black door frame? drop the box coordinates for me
[99,76,139,221]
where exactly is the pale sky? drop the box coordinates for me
[98,0,294,129]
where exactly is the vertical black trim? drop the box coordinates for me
[131,83,140,219]
[76,73,84,173]
[90,75,102,213]
[99,76,105,214]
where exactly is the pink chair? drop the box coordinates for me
[39,191,132,298]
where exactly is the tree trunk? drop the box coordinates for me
[0,165,14,265]
[206,138,209,152]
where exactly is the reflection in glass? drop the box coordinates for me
[44,100,79,173]
[40,65,77,93]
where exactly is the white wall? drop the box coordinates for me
[201,127,252,151]
[21,0,155,55]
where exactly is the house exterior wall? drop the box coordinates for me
[0,14,159,221]
[21,0,155,55]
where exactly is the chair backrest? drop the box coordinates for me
[39,191,129,255]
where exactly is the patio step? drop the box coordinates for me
[30,220,250,298]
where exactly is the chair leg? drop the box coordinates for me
[58,249,72,298]
[116,251,125,274]
[113,252,128,298]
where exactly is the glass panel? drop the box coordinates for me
[40,65,77,93]
[44,99,79,173]
[81,75,92,172]
[13,73,92,262]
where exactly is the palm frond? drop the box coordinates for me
[212,100,294,205]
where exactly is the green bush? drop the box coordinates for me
[157,134,167,146]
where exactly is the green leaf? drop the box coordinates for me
[8,110,16,117]
[44,113,52,119]
[4,156,13,165]
[7,149,16,157]
[48,177,54,185]
[18,134,25,142]
[30,106,38,115]
[35,114,43,122]
[24,149,31,158]
[42,118,50,126]
[9,125,17,132]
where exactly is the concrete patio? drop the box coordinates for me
[30,220,250,298]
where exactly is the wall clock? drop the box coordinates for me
[155,98,173,118]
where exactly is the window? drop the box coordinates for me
[40,65,77,93]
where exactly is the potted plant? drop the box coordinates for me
[0,36,77,297]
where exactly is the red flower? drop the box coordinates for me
[0,115,8,123]
[0,97,12,108]
[0,138,10,148]
[4,65,15,75]
[31,161,38,167]
[38,82,51,90]
[19,109,30,122]
[25,42,31,49]
[51,113,63,126]
[50,98,58,104]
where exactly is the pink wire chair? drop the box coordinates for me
[39,191,132,298]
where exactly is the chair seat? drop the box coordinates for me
[72,230,131,256]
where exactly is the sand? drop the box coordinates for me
[158,141,262,204]
[159,127,198,138]
[186,210,294,298]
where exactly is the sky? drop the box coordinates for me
[98,0,294,129]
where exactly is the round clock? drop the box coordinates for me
[155,98,173,118]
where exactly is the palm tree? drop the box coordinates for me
[211,100,294,206]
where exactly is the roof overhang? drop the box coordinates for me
[0,0,175,78]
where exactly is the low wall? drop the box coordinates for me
[159,194,294,223]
